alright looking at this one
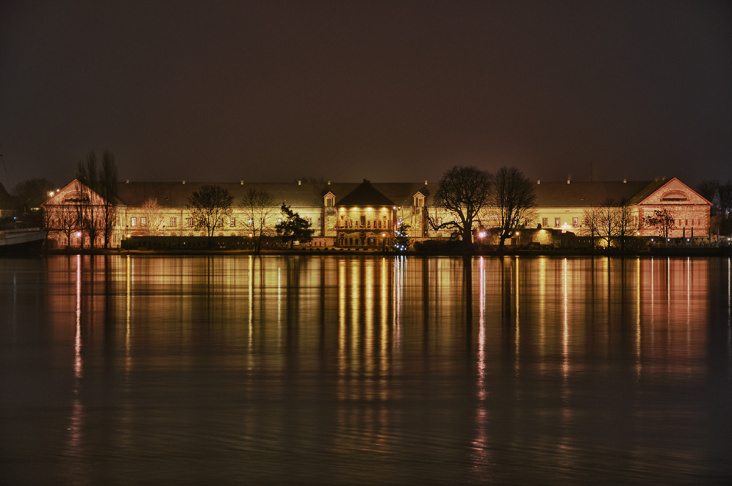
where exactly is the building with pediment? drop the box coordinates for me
[41,176,710,249]
[531,177,711,238]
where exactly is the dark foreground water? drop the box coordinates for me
[1,255,731,485]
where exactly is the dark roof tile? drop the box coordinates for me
[334,180,395,207]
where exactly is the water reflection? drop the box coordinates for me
[1,255,731,483]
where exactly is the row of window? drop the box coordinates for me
[339,215,389,229]
[128,216,315,228]
[130,217,178,227]
[541,217,579,228]
[537,217,701,229]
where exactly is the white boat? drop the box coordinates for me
[0,228,47,254]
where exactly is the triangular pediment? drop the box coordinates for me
[42,179,107,206]
[637,177,711,206]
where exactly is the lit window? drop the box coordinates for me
[141,217,147,226]
[170,217,177,227]
[187,218,194,227]
[230,218,236,227]
[554,218,560,227]
[130,217,137,227]
[572,217,578,227]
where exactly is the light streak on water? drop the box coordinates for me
[562,257,569,380]
[248,255,253,352]
[636,257,642,378]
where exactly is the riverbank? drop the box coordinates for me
[41,246,732,257]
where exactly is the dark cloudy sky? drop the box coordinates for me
[1,0,730,188]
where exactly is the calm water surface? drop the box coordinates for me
[1,255,731,484]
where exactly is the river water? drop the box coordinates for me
[1,255,731,484]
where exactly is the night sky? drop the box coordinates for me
[1,0,730,188]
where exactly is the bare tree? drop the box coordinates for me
[596,198,619,248]
[98,151,118,248]
[582,206,601,249]
[615,198,637,251]
[582,198,637,251]
[141,198,165,236]
[429,166,492,253]
[75,150,119,248]
[240,188,275,252]
[188,185,233,246]
[643,209,675,241]
[491,167,536,249]
[51,203,79,248]
[76,153,100,248]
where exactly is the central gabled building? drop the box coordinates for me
[332,179,395,247]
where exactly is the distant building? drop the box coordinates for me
[41,176,710,249]
[532,177,711,239]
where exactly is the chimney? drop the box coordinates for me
[424,180,428,186]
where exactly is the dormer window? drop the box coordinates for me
[324,193,335,207]
[413,193,425,207]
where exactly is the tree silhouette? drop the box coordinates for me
[275,203,313,248]
[188,185,233,246]
[241,188,275,252]
[491,167,536,249]
[429,165,492,253]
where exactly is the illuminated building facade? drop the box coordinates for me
[531,177,711,238]
[42,176,710,249]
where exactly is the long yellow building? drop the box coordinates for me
[42,176,711,249]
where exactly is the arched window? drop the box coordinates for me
[661,191,688,202]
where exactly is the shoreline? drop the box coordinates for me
[40,246,732,257]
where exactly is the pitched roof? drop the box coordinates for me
[115,181,326,208]
[334,179,395,207]
[533,180,665,207]
[42,177,702,211]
